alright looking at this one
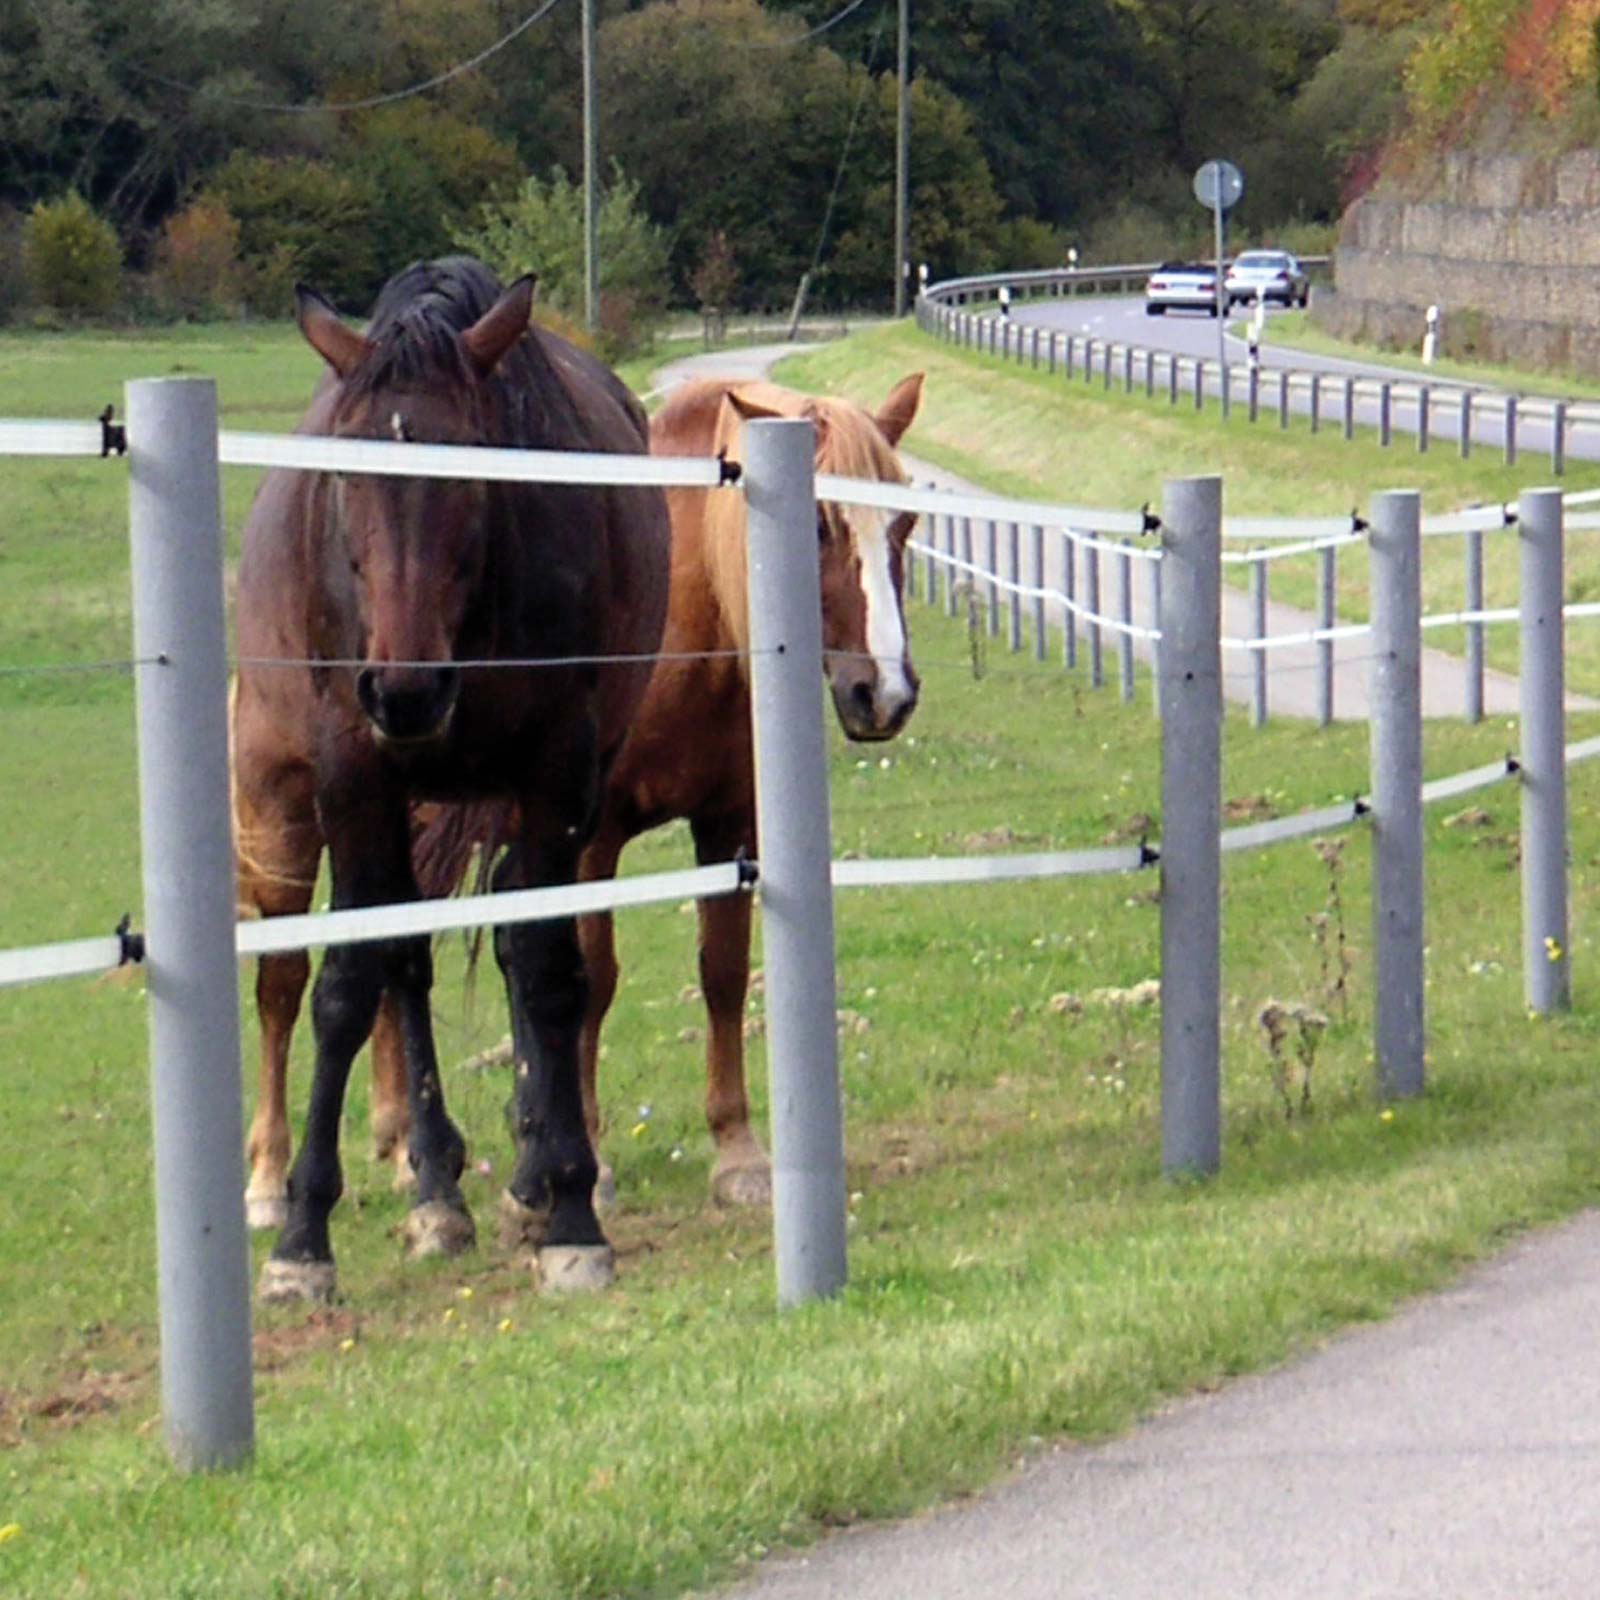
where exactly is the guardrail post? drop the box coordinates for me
[1159,475,1222,1177]
[986,518,1001,638]
[1505,395,1518,465]
[1378,383,1392,447]
[1343,377,1356,440]
[1465,527,1485,723]
[126,375,254,1472]
[945,512,960,618]
[1062,530,1078,668]
[1145,350,1156,399]
[1368,489,1425,1100]
[1310,371,1321,433]
[1247,365,1260,423]
[1460,390,1473,458]
[1008,522,1023,652]
[1150,553,1163,718]
[1317,544,1336,727]
[1277,371,1290,430]
[1519,487,1571,1015]
[1066,336,1077,381]
[1552,401,1567,476]
[1032,524,1046,662]
[1118,543,1135,702]
[1250,556,1268,726]
[1417,385,1430,453]
[743,417,847,1305]
[1122,344,1133,393]
[1168,354,1179,407]
[1086,544,1103,687]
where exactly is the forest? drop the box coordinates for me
[0,0,1593,333]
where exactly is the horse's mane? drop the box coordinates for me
[667,380,908,661]
[339,256,593,451]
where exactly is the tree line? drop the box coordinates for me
[0,0,1463,332]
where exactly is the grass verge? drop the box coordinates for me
[2,322,1599,1597]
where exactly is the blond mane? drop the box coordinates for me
[699,383,909,662]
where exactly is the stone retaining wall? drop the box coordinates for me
[1319,148,1600,376]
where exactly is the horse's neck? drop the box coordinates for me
[701,494,752,664]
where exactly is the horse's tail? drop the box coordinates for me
[409,800,511,901]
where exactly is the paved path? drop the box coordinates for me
[711,1210,1600,1600]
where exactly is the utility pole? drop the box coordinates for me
[893,0,909,317]
[582,0,599,335]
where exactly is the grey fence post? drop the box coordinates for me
[1417,385,1430,453]
[1465,527,1485,724]
[126,376,254,1472]
[1008,522,1023,652]
[1369,489,1426,1101]
[1159,475,1223,1177]
[1317,543,1336,727]
[1519,487,1571,1014]
[1552,401,1567,476]
[1343,377,1355,440]
[1118,544,1135,702]
[1032,523,1047,662]
[1505,395,1518,465]
[1086,545,1103,687]
[1250,557,1268,727]
[743,417,848,1305]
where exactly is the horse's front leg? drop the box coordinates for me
[496,836,612,1292]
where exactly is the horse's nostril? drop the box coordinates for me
[850,680,875,716]
[355,668,380,718]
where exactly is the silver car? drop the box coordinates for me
[1224,250,1310,309]
[1144,261,1219,317]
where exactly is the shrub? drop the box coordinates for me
[454,163,669,357]
[153,197,243,319]
[0,207,31,324]
[199,154,378,313]
[22,192,123,318]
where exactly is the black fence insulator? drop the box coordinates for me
[734,846,760,889]
[1506,754,1522,775]
[99,405,127,458]
[1353,798,1372,818]
[1138,839,1161,867]
[1139,504,1162,536]
[1502,504,1519,526]
[115,912,145,966]
[717,450,743,486]
[1350,511,1369,534]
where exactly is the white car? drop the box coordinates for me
[1144,261,1219,317]
[1224,250,1310,309]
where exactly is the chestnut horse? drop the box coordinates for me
[232,256,669,1301]
[361,373,926,1206]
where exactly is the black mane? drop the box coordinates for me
[342,256,586,450]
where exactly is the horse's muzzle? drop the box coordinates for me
[831,667,919,743]
[356,664,461,745]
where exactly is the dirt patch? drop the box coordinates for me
[0,1368,148,1447]
[252,1308,362,1371]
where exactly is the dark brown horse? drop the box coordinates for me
[232,256,669,1301]
[348,373,925,1207]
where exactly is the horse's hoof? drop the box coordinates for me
[498,1189,542,1253]
[259,1257,336,1304]
[245,1190,288,1232]
[594,1162,617,1215]
[402,1200,476,1260]
[712,1161,773,1208]
[536,1244,614,1294]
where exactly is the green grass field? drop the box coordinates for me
[3,320,1600,1597]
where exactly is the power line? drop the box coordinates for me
[126,0,568,116]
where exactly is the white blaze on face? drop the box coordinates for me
[849,503,914,717]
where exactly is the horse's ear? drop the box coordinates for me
[874,372,924,446]
[462,274,537,374]
[723,390,786,425]
[295,285,370,377]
